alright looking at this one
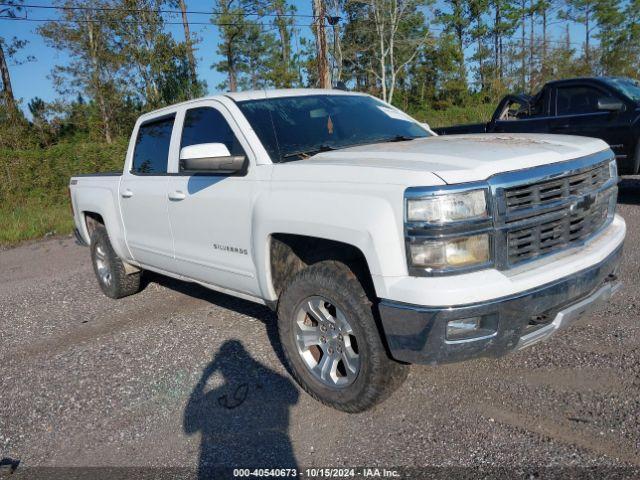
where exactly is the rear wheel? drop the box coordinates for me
[90,225,142,299]
[277,260,408,412]
[633,141,640,175]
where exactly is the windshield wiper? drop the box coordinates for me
[282,144,336,160]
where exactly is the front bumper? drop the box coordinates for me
[378,246,622,365]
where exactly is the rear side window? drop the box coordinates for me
[556,86,602,116]
[181,107,246,156]
[131,116,175,174]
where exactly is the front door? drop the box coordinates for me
[549,84,631,159]
[492,92,550,134]
[119,115,175,270]
[167,104,259,295]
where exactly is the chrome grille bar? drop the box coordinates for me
[489,149,617,269]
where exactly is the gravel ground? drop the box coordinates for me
[1,180,640,477]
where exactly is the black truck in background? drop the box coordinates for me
[435,77,640,174]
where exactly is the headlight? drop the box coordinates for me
[407,189,488,223]
[409,234,490,270]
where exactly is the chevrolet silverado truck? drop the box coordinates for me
[435,77,640,174]
[69,89,625,412]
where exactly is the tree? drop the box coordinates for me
[114,0,199,107]
[559,0,597,71]
[0,1,32,120]
[594,0,624,75]
[269,0,298,87]
[354,0,429,103]
[312,0,331,88]
[39,0,127,143]
[169,0,200,93]
[212,0,255,91]
[436,0,471,90]
[469,0,490,91]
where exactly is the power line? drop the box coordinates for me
[0,16,317,27]
[1,12,591,47]
[0,1,317,18]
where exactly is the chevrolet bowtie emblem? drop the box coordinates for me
[570,194,596,213]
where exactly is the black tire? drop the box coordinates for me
[633,141,640,175]
[277,260,408,413]
[90,225,142,299]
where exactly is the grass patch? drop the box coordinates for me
[412,103,496,128]
[0,201,74,246]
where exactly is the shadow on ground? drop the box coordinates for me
[142,274,300,477]
[183,340,299,477]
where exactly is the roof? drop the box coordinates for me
[223,88,366,102]
[544,76,623,86]
[137,88,368,120]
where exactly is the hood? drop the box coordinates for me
[298,133,610,184]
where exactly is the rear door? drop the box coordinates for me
[119,115,175,270]
[166,102,260,296]
[549,82,631,158]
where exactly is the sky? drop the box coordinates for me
[1,0,585,115]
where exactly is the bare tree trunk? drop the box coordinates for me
[178,0,198,91]
[529,0,534,90]
[494,2,501,79]
[86,17,112,143]
[542,5,547,75]
[478,17,484,91]
[226,43,237,92]
[521,0,526,91]
[312,0,331,88]
[274,2,291,70]
[331,22,343,82]
[0,41,17,119]
[585,6,590,70]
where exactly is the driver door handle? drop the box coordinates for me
[121,189,133,198]
[168,191,186,201]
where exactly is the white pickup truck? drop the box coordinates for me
[70,89,625,412]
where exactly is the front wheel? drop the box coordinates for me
[277,261,408,413]
[90,225,142,299]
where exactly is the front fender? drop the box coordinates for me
[251,184,408,301]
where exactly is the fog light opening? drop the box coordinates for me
[445,315,498,342]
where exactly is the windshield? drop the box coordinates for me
[602,77,640,103]
[236,94,430,163]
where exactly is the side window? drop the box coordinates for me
[131,116,175,175]
[556,86,602,116]
[181,107,246,156]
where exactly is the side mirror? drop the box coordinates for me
[598,96,625,112]
[179,143,246,174]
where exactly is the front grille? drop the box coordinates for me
[507,195,610,264]
[504,162,610,216]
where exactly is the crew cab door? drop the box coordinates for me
[119,115,175,269]
[549,82,632,160]
[166,102,259,296]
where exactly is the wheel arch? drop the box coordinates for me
[265,233,377,306]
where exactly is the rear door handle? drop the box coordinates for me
[168,191,186,201]
[121,189,133,198]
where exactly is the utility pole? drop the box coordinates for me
[312,0,331,88]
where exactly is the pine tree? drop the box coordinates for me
[559,0,597,72]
